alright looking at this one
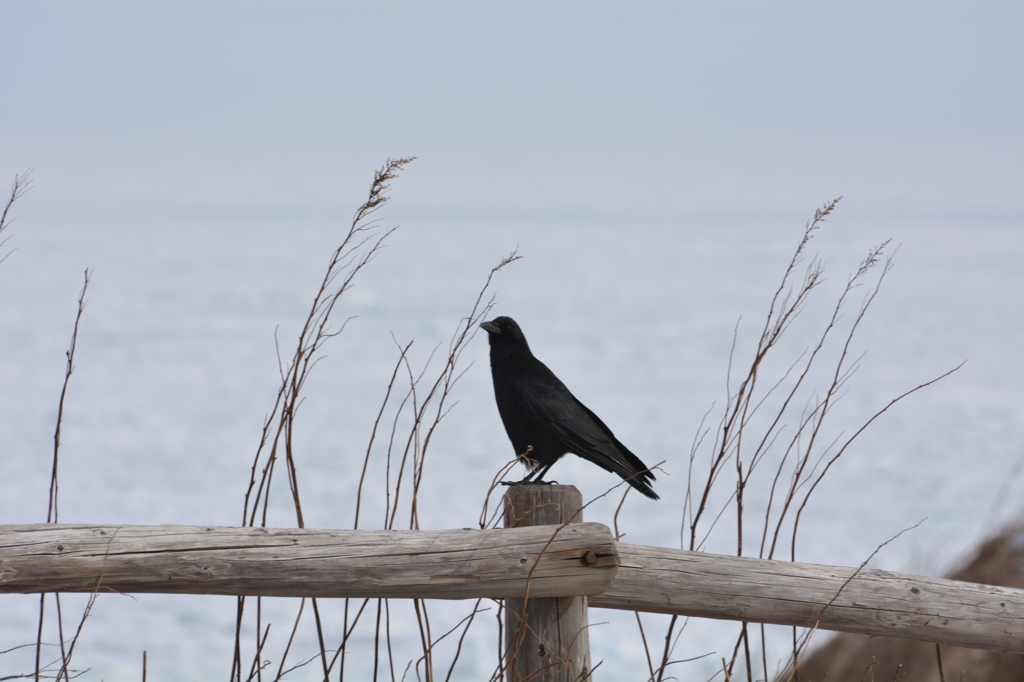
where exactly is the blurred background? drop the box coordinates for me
[1,1,1021,679]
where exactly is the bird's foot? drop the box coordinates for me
[500,479,558,487]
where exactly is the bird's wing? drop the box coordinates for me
[509,371,643,475]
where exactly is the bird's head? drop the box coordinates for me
[479,316,519,336]
[480,316,531,357]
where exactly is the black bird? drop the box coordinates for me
[480,316,658,500]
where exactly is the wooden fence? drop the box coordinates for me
[2,485,1023,680]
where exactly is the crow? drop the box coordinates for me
[480,316,658,500]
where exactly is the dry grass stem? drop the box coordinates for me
[228,158,531,680]
[29,269,92,682]
[665,199,959,682]
[0,170,32,266]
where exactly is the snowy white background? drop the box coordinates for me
[1,2,1022,680]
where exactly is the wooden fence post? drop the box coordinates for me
[503,485,592,682]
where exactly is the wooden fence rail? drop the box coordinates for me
[2,521,1023,654]
[0,522,618,599]
[592,543,1024,653]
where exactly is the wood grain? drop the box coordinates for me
[0,522,618,600]
[590,543,1024,653]
[503,485,592,682]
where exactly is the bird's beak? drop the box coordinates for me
[480,320,501,335]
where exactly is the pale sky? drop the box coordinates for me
[4,1,1022,221]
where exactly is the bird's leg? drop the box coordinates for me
[517,468,539,484]
[501,466,544,487]
[500,452,557,487]
[518,460,556,485]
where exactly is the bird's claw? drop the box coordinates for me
[500,479,557,487]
